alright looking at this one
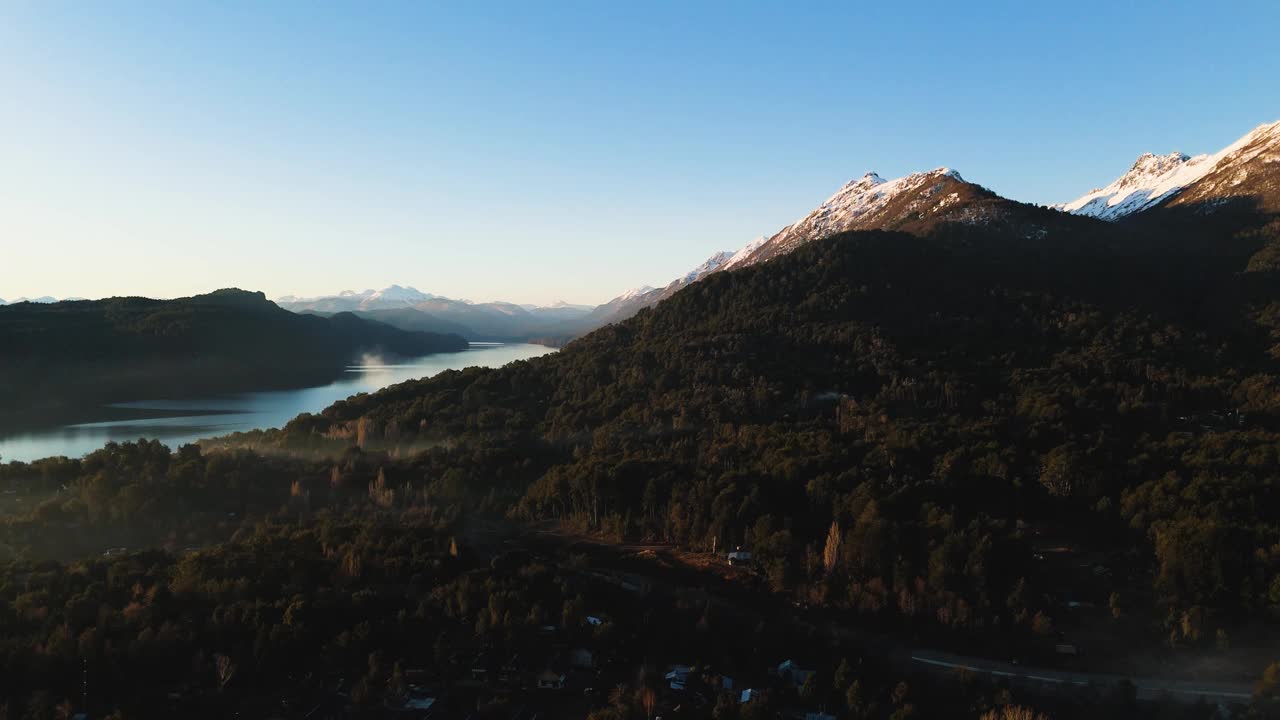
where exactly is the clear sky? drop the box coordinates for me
[2,1,1278,306]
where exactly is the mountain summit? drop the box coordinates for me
[729,167,1076,268]
[737,168,970,264]
[583,167,1083,329]
[1160,120,1280,214]
[1058,120,1280,220]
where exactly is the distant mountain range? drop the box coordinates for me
[271,120,1280,345]
[275,286,597,343]
[28,120,1277,347]
[0,296,83,305]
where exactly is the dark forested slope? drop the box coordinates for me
[258,217,1280,646]
[7,221,1280,716]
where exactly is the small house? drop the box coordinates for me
[775,659,814,689]
[665,665,693,691]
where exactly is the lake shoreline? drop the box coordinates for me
[0,343,555,463]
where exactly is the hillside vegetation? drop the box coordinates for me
[0,289,468,431]
[241,217,1280,647]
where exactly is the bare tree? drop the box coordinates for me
[215,653,237,691]
[823,521,842,573]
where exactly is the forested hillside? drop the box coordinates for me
[6,211,1280,716]
[0,289,468,431]
[247,213,1280,651]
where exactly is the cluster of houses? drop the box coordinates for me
[648,657,835,720]
[376,616,615,718]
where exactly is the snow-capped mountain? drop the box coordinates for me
[1161,120,1280,214]
[680,251,735,284]
[617,286,656,302]
[277,285,438,312]
[1058,120,1280,220]
[519,300,595,312]
[721,236,767,272]
[582,248,740,329]
[732,166,1070,268]
[583,166,1089,328]
[363,284,439,307]
[1054,152,1214,220]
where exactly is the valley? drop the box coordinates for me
[4,11,1280,714]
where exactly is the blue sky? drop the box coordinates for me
[2,1,1278,305]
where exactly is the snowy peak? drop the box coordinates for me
[1129,151,1193,176]
[722,236,768,271]
[618,286,656,301]
[363,285,436,307]
[1056,150,1214,220]
[584,167,1011,327]
[681,250,735,284]
[589,248,742,327]
[1165,120,1280,213]
[276,285,438,312]
[842,172,887,191]
[737,167,984,266]
[1058,120,1280,221]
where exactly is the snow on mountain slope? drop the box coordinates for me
[1055,152,1212,220]
[1058,120,1280,220]
[737,167,1012,266]
[362,284,437,308]
[680,251,735,284]
[586,247,742,328]
[721,236,767,271]
[1164,120,1280,213]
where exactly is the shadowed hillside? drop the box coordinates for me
[0,289,468,431]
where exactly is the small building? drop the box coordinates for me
[775,659,815,689]
[404,696,436,712]
[666,665,693,691]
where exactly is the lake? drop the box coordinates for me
[0,343,554,463]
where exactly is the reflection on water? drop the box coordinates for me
[0,343,553,462]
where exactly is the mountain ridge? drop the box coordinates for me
[1058,120,1280,220]
[0,289,469,431]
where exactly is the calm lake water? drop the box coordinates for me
[0,343,554,463]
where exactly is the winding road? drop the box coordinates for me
[907,649,1253,704]
[503,524,1259,708]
